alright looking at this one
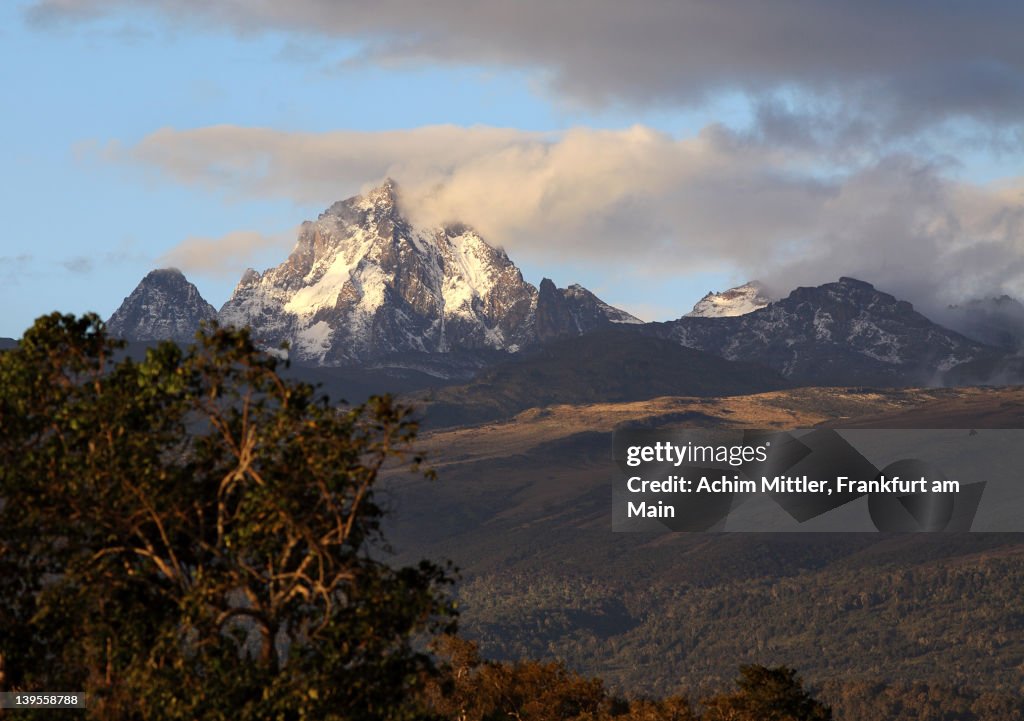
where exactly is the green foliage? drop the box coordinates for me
[0,313,456,720]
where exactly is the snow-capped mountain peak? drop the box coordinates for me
[216,181,632,365]
[685,281,772,318]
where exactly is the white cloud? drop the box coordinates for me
[158,228,297,277]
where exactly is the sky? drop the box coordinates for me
[4,1,1024,338]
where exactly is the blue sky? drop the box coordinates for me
[4,1,1024,337]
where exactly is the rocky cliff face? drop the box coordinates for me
[535,278,641,342]
[106,268,217,343]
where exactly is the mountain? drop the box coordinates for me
[651,277,997,386]
[107,268,217,343]
[106,186,1013,389]
[685,280,772,317]
[218,181,638,365]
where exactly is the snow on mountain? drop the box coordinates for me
[685,281,772,318]
[107,268,217,343]
[218,180,633,365]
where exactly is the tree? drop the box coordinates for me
[424,636,616,721]
[0,313,456,720]
[701,665,831,721]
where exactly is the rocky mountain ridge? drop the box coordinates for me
[105,183,1021,388]
[651,277,995,386]
[111,181,638,364]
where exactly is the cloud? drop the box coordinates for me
[106,123,1024,312]
[109,124,548,203]
[158,228,297,277]
[753,158,1024,313]
[24,0,1024,141]
[106,123,830,265]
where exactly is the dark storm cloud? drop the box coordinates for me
[25,0,1024,137]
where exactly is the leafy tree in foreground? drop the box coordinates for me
[0,313,456,720]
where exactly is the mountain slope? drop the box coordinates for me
[218,181,636,365]
[107,268,217,343]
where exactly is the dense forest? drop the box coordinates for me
[456,554,1024,694]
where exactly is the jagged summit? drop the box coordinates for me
[217,182,634,365]
[364,177,399,206]
[686,280,772,318]
[320,178,401,222]
[535,279,641,342]
[107,268,217,343]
